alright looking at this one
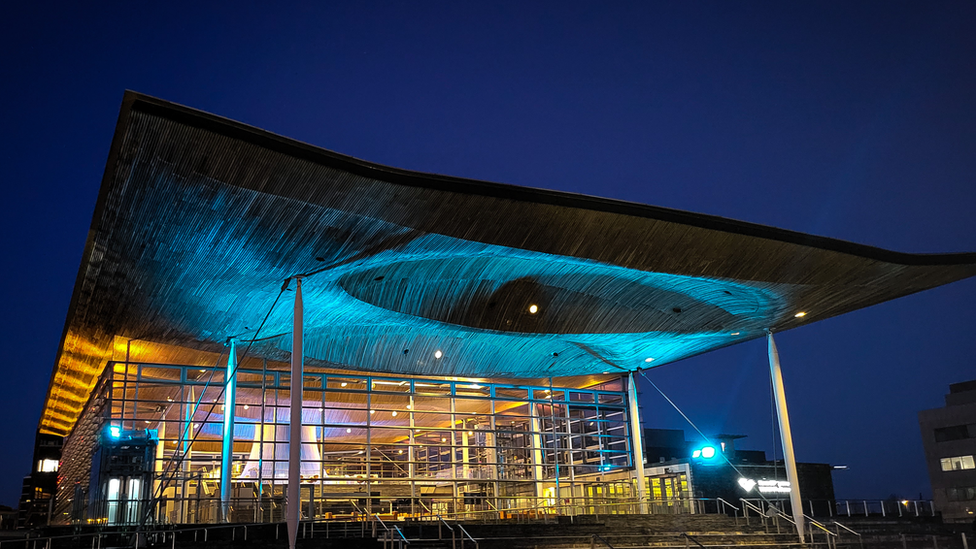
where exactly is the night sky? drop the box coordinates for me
[2,2,974,507]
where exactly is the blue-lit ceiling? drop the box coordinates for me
[38,93,976,436]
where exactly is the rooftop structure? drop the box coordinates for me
[40,92,976,438]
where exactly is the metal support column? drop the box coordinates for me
[627,372,647,513]
[288,278,303,549]
[767,332,805,543]
[220,338,238,522]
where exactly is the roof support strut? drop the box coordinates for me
[288,278,303,549]
[627,372,648,513]
[767,332,805,543]
[220,338,238,522]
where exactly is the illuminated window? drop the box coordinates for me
[940,455,975,472]
[37,459,59,473]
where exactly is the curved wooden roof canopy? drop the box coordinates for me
[38,91,976,437]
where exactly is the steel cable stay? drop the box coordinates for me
[637,368,786,512]
[137,278,293,529]
[638,367,851,544]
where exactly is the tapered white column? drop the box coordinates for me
[288,278,303,549]
[767,332,805,543]
[220,338,238,522]
[627,372,647,514]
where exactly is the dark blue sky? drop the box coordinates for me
[2,2,974,506]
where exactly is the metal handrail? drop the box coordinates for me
[457,523,479,549]
[802,514,838,537]
[591,533,616,549]
[681,532,707,549]
[830,520,861,537]
[716,497,740,513]
[740,498,767,518]
[392,525,410,545]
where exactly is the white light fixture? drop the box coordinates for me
[434,350,443,359]
[644,357,654,363]
[794,311,807,318]
[528,304,539,314]
[346,428,352,433]
[391,411,398,417]
[243,404,249,410]
[340,382,348,387]
[370,410,375,415]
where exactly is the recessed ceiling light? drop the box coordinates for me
[346,428,352,433]
[794,311,807,318]
[730,332,740,336]
[391,411,398,417]
[434,350,443,359]
[528,304,539,314]
[644,357,655,363]
[243,405,249,410]
[370,410,375,415]
[340,382,347,387]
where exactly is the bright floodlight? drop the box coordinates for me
[701,446,716,459]
[109,426,121,438]
[528,304,538,314]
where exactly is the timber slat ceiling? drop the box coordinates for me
[38,92,976,436]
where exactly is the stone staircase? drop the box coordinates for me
[15,515,973,549]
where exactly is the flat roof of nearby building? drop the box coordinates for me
[39,91,976,436]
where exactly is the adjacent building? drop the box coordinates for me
[641,429,834,515]
[919,379,976,522]
[16,433,63,528]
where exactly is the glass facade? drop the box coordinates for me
[57,361,642,524]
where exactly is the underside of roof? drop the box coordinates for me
[38,92,976,437]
